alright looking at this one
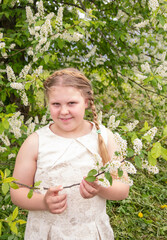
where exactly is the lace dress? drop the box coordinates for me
[24,123,115,240]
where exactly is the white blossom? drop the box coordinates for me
[34,116,39,124]
[26,117,33,125]
[9,43,16,49]
[8,113,22,139]
[56,6,64,29]
[33,65,43,76]
[122,161,137,174]
[26,6,35,25]
[27,122,35,135]
[8,153,16,159]
[37,0,44,17]
[135,20,149,28]
[21,91,29,106]
[0,133,10,146]
[10,82,24,90]
[142,160,159,174]
[126,120,139,131]
[6,65,16,82]
[105,160,121,172]
[114,133,127,157]
[148,0,159,12]
[0,146,7,153]
[46,12,55,20]
[27,47,34,56]
[40,115,47,125]
[98,176,110,187]
[0,32,3,39]
[107,115,120,130]
[141,62,151,73]
[144,127,157,140]
[0,42,5,49]
[133,138,143,154]
[1,51,8,59]
[85,45,97,58]
[19,63,31,79]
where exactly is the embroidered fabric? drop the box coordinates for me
[24,123,115,240]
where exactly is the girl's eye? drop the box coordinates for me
[53,103,60,106]
[69,102,76,105]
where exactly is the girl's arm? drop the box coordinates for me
[10,133,67,214]
[80,129,129,200]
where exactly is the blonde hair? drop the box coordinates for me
[44,68,110,165]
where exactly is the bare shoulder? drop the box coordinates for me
[13,132,39,185]
[19,132,38,157]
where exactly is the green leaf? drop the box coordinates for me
[135,156,142,169]
[163,125,167,137]
[76,26,85,35]
[44,54,50,64]
[2,118,9,129]
[85,176,96,182]
[10,222,18,235]
[27,189,33,199]
[118,168,124,177]
[12,207,18,221]
[104,172,112,185]
[87,169,97,177]
[151,142,161,159]
[25,82,32,90]
[148,151,157,166]
[161,147,167,161]
[57,38,65,49]
[15,219,26,225]
[10,182,19,189]
[0,170,4,180]
[34,180,42,187]
[3,177,16,183]
[2,182,10,194]
[119,126,129,131]
[127,148,134,158]
[142,135,152,142]
[140,121,150,132]
[4,168,11,177]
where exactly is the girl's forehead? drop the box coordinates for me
[48,86,84,98]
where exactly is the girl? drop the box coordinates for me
[10,68,129,240]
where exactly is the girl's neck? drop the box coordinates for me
[49,120,93,138]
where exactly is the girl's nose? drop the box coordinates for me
[60,105,69,115]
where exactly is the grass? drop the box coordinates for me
[107,158,167,240]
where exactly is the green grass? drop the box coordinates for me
[107,159,167,240]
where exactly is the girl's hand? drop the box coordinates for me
[44,186,67,214]
[80,178,100,199]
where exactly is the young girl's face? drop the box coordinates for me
[48,86,88,136]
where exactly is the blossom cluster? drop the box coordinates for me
[144,127,157,140]
[142,159,159,174]
[125,120,139,131]
[133,138,143,155]
[8,112,23,139]
[107,115,120,130]
[148,0,159,12]
[114,133,127,157]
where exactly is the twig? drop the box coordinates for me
[12,170,107,191]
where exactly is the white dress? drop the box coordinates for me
[24,123,115,240]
